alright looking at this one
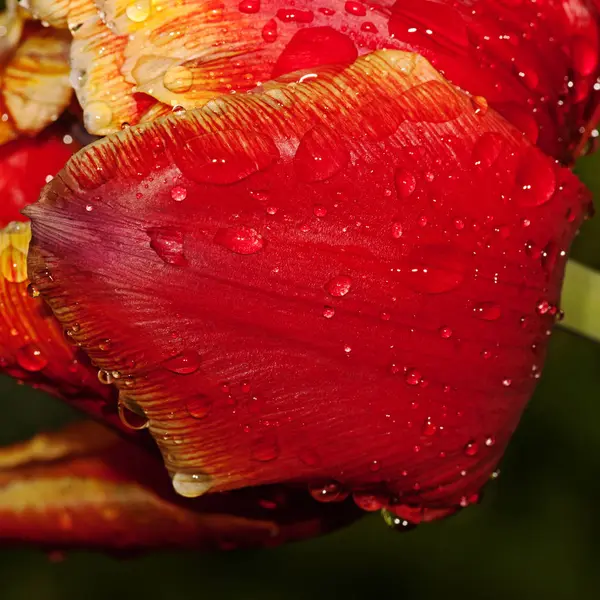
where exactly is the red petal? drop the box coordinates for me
[26,51,591,519]
[0,421,360,550]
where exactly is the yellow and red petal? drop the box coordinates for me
[0,1,24,62]
[27,50,591,521]
[0,23,73,145]
[0,420,360,549]
[35,0,600,162]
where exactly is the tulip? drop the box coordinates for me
[0,0,598,548]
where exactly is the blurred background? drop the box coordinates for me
[0,155,599,600]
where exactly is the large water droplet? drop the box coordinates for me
[472,132,503,167]
[472,302,502,321]
[295,127,348,182]
[514,150,556,207]
[147,228,187,266]
[215,226,265,255]
[186,395,212,419]
[170,185,187,202]
[118,396,149,430]
[16,345,48,372]
[164,350,201,374]
[239,0,261,14]
[262,19,278,42]
[353,492,385,511]
[172,472,212,498]
[163,65,193,94]
[325,275,352,297]
[404,368,422,386]
[345,1,367,16]
[308,481,348,502]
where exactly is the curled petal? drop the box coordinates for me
[27,50,591,519]
[0,421,360,550]
[0,24,73,145]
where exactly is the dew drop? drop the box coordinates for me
[485,436,496,447]
[472,132,503,167]
[439,326,452,339]
[313,204,328,217]
[170,185,187,202]
[251,435,280,462]
[16,345,48,372]
[186,395,212,419]
[471,95,488,115]
[323,306,335,319]
[147,228,187,266]
[262,19,278,42]
[163,65,194,94]
[353,492,385,511]
[345,1,367,16]
[422,419,437,436]
[308,480,348,502]
[472,301,502,321]
[97,369,114,385]
[325,275,352,297]
[515,151,556,207]
[381,509,417,532]
[27,283,40,298]
[464,440,479,456]
[395,169,416,198]
[215,226,265,255]
[361,21,378,33]
[502,378,512,387]
[118,396,149,430]
[404,368,422,386]
[391,221,403,239]
[164,350,201,375]
[239,0,261,13]
[172,472,212,498]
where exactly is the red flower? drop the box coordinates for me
[0,0,598,546]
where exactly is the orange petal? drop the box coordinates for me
[0,420,360,550]
[0,24,72,144]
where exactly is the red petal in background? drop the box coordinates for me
[26,50,591,520]
[0,421,360,550]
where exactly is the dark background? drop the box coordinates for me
[0,155,599,600]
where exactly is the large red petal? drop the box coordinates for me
[0,421,360,550]
[26,50,591,519]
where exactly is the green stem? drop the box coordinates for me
[560,260,600,343]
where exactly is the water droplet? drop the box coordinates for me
[515,151,556,207]
[422,419,437,436]
[485,436,496,447]
[215,226,265,255]
[464,440,479,456]
[16,345,48,372]
[276,8,314,22]
[323,306,335,319]
[186,395,212,419]
[380,311,391,321]
[262,19,278,42]
[472,132,503,167]
[391,221,403,238]
[471,95,488,115]
[360,21,378,33]
[472,302,502,321]
[172,472,212,498]
[83,102,113,131]
[170,186,187,202]
[325,275,352,297]
[295,127,348,182]
[27,283,40,298]
[164,350,201,375]
[381,509,417,532]
[97,369,114,385]
[313,204,328,217]
[345,1,367,16]
[308,481,348,502]
[404,368,422,386]
[536,300,551,315]
[163,65,194,94]
[395,169,416,198]
[239,0,261,13]
[353,492,384,511]
[118,396,149,430]
[251,435,280,461]
[502,378,512,387]
[439,326,452,339]
[148,228,188,266]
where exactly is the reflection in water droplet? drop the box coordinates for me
[323,306,335,319]
[464,440,479,456]
[118,396,149,430]
[405,368,422,386]
[515,151,556,207]
[97,369,114,385]
[164,350,201,375]
[439,326,453,339]
[16,345,48,372]
[239,0,261,14]
[308,481,348,502]
[325,275,352,297]
[262,19,278,42]
[215,226,265,255]
[172,471,212,498]
[353,492,384,511]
